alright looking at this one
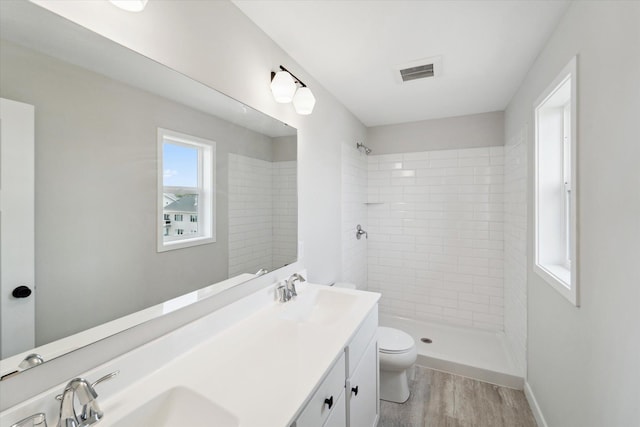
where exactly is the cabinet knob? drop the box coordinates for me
[351,385,359,396]
[324,396,333,409]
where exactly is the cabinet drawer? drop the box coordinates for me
[295,352,346,427]
[346,305,378,377]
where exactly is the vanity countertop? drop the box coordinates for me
[95,282,380,426]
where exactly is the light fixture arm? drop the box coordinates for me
[271,65,307,88]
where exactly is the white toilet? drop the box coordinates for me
[333,283,418,403]
[377,326,417,403]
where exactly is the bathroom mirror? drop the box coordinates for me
[0,1,297,378]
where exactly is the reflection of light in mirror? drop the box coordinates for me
[109,0,149,13]
[162,292,199,315]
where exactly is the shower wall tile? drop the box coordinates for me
[341,143,368,288]
[272,161,298,270]
[504,128,528,375]
[228,154,273,276]
[229,155,297,277]
[367,147,505,331]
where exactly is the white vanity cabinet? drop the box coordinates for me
[294,306,379,427]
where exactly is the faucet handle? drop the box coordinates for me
[10,413,47,427]
[55,371,119,401]
[91,370,119,389]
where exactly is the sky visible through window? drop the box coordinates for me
[163,142,198,187]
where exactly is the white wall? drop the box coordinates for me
[367,147,505,330]
[341,143,369,288]
[505,2,640,426]
[503,126,528,376]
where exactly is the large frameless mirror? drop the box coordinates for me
[0,1,297,378]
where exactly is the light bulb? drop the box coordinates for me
[293,87,316,115]
[270,71,297,103]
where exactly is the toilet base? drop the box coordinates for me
[379,369,411,403]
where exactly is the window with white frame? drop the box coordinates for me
[158,128,215,252]
[534,56,578,306]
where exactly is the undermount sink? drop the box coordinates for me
[278,287,358,325]
[110,387,238,427]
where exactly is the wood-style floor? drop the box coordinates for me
[379,366,537,427]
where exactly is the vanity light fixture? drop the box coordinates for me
[109,0,149,12]
[270,65,316,115]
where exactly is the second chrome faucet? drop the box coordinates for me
[277,273,306,303]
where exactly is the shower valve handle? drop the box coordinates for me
[356,224,368,240]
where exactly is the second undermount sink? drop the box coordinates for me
[278,286,358,325]
[110,386,238,427]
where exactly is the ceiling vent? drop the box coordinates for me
[394,56,442,84]
[399,63,434,82]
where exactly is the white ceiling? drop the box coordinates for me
[233,0,570,127]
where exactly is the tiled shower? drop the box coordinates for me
[342,140,527,375]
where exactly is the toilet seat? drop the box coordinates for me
[378,327,415,354]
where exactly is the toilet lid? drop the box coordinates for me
[378,327,414,353]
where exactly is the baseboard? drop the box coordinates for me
[524,381,548,427]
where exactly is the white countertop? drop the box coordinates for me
[1,281,380,427]
[100,282,380,426]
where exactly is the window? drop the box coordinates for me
[534,56,578,306]
[158,128,215,252]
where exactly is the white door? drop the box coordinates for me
[0,97,35,359]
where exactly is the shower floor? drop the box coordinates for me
[379,314,523,389]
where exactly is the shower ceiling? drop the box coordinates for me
[233,0,570,127]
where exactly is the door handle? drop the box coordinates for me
[12,285,32,298]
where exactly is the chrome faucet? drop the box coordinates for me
[56,371,118,427]
[277,273,306,302]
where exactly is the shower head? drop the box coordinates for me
[356,142,372,155]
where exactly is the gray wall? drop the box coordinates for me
[0,40,279,345]
[366,111,504,154]
[272,135,297,161]
[505,2,640,426]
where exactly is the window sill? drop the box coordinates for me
[158,235,215,253]
[533,262,577,306]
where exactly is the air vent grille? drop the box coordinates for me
[399,63,434,82]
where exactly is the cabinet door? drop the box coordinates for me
[296,353,346,427]
[347,338,379,427]
[323,391,346,427]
